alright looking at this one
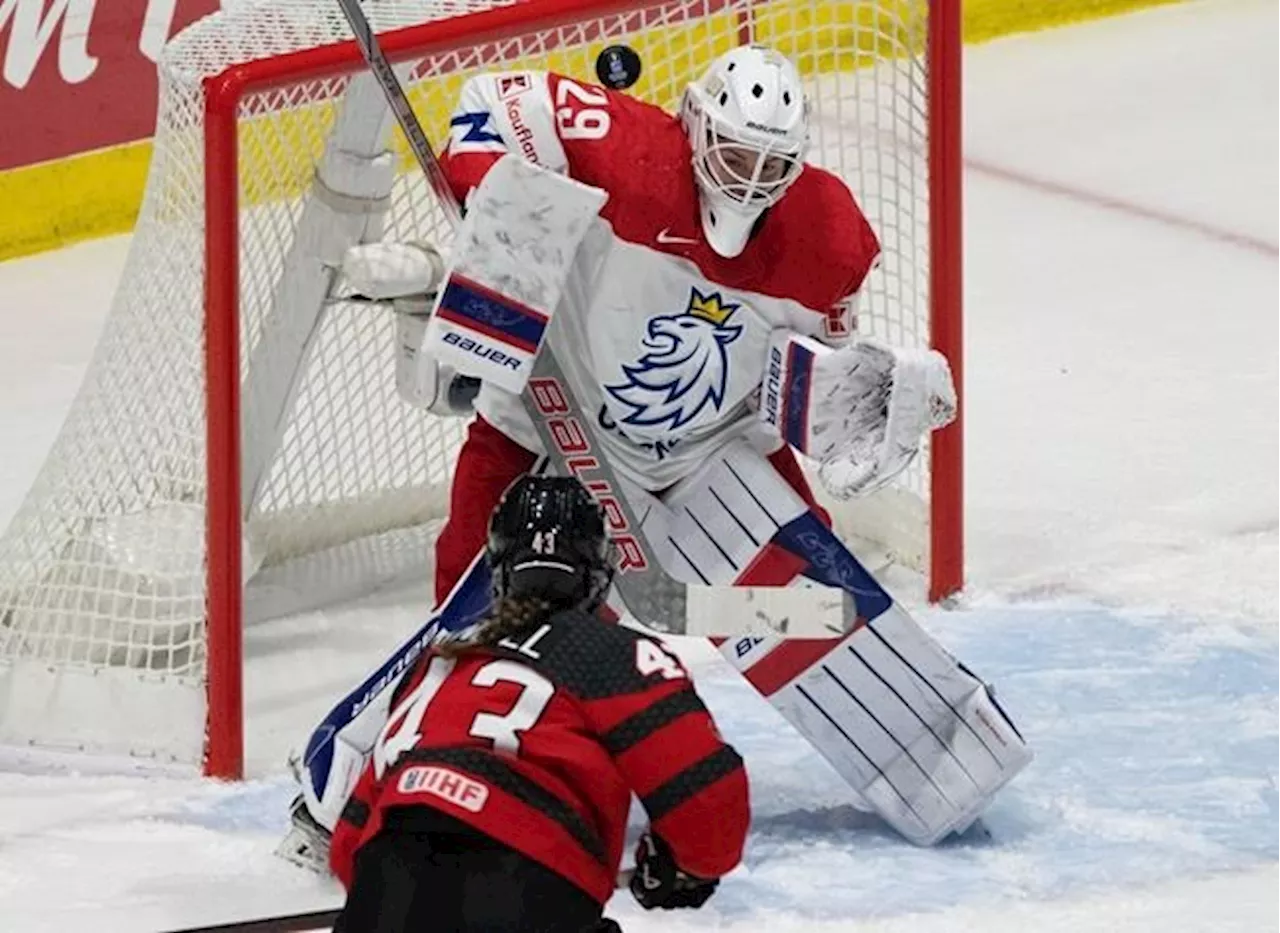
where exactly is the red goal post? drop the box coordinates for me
[0,0,961,781]
[204,0,963,778]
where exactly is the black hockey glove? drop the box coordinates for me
[628,832,719,910]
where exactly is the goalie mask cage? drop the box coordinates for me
[0,0,961,778]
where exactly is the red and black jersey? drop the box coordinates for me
[330,609,749,905]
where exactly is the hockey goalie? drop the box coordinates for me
[284,44,1031,892]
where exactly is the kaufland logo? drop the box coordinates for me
[504,93,539,164]
[497,73,531,99]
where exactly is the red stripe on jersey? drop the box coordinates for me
[737,636,842,697]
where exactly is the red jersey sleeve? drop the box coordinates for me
[574,634,750,880]
[439,70,640,207]
[329,760,377,887]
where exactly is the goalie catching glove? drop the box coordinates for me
[629,832,720,910]
[760,330,956,499]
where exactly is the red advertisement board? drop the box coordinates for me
[0,0,219,171]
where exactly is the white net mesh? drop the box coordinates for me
[0,0,936,764]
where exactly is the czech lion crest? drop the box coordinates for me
[605,287,744,433]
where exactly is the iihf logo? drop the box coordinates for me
[604,287,744,434]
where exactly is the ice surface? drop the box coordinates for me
[0,0,1276,930]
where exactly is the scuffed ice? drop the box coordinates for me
[0,0,1276,929]
[0,607,1274,931]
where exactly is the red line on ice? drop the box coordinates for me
[967,158,1279,259]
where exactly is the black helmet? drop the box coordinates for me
[487,475,616,612]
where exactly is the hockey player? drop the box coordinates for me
[295,42,1027,865]
[330,475,748,932]
[419,43,891,604]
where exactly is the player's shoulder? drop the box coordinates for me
[546,71,675,125]
[516,609,678,699]
[546,72,687,164]
[755,165,881,306]
[788,166,871,237]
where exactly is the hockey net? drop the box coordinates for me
[0,0,960,776]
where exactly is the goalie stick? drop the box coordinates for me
[282,0,695,842]
[337,0,458,229]
[335,0,690,634]
[289,0,694,820]
[166,871,642,933]
[165,910,339,933]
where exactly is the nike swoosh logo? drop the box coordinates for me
[656,228,698,245]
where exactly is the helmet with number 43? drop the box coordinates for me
[680,44,811,258]
[487,475,616,612]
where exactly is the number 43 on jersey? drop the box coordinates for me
[373,638,686,777]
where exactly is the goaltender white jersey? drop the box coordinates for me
[440,70,881,490]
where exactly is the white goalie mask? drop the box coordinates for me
[680,45,810,257]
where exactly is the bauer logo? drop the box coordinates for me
[350,623,437,719]
[604,288,744,434]
[726,634,777,672]
[764,344,783,428]
[397,766,490,813]
[442,331,522,370]
[528,377,649,574]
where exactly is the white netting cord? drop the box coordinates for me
[0,64,211,679]
[799,2,932,571]
[0,0,934,763]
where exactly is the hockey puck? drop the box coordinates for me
[596,44,642,90]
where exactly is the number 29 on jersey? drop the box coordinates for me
[555,78,610,140]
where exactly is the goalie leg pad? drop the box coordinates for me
[723,610,1031,846]
[628,441,845,637]
[290,553,495,850]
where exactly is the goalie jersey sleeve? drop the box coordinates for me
[440,70,570,202]
[329,610,749,904]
